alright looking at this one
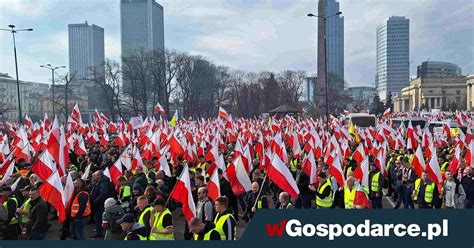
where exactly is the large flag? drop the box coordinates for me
[383,108,391,118]
[39,171,66,223]
[170,165,196,223]
[31,150,57,182]
[267,154,300,199]
[412,145,426,178]
[354,156,369,189]
[226,156,252,196]
[207,170,221,202]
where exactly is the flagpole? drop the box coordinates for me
[252,175,268,209]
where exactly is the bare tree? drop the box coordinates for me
[89,59,123,121]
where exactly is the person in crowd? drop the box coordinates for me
[213,196,237,240]
[461,166,474,208]
[442,170,466,209]
[277,192,295,209]
[70,178,91,240]
[244,182,268,222]
[188,217,220,240]
[1,186,20,240]
[368,163,384,209]
[102,198,126,240]
[90,170,111,238]
[413,171,440,209]
[118,213,148,240]
[196,187,214,223]
[149,198,174,240]
[23,187,49,240]
[135,196,153,236]
[309,172,333,209]
[117,176,132,212]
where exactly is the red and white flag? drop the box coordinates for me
[226,156,252,196]
[383,108,391,118]
[31,150,57,182]
[39,171,66,223]
[412,145,426,178]
[354,156,369,189]
[207,170,221,202]
[268,154,300,199]
[170,165,196,223]
[218,107,229,120]
[155,102,166,115]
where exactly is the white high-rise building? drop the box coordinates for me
[68,21,105,80]
[376,16,409,101]
[120,0,165,56]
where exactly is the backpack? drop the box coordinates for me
[109,209,125,234]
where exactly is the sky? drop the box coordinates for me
[0,0,473,88]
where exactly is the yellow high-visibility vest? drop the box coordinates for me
[316,180,333,208]
[149,208,174,240]
[213,213,236,240]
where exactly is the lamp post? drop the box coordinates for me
[0,25,33,124]
[307,11,342,130]
[40,64,66,116]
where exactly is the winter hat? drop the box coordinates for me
[104,197,116,208]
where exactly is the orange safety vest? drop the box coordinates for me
[71,191,92,217]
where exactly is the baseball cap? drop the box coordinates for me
[152,197,166,206]
[116,213,135,224]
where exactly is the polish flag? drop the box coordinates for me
[75,135,88,156]
[31,150,57,182]
[157,154,172,177]
[352,142,365,164]
[0,155,15,186]
[170,165,196,223]
[448,145,461,174]
[57,127,69,177]
[39,171,66,223]
[412,145,426,178]
[327,152,345,186]
[302,152,318,185]
[354,156,369,189]
[62,173,75,208]
[268,154,300,199]
[427,151,443,185]
[155,102,166,115]
[383,108,391,118]
[168,131,185,157]
[226,156,252,196]
[109,157,124,187]
[218,107,229,120]
[353,184,371,209]
[207,170,221,202]
[465,140,474,167]
[131,146,145,171]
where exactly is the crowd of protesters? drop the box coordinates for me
[0,110,473,240]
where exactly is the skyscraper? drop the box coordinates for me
[120,0,165,56]
[68,21,105,80]
[315,0,344,114]
[376,16,410,101]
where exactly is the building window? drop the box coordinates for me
[456,90,461,95]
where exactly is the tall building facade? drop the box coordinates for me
[68,22,105,80]
[315,0,344,114]
[120,0,165,56]
[375,16,410,101]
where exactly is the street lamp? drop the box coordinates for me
[308,11,342,130]
[0,25,33,124]
[40,64,66,116]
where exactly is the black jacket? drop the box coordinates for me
[27,197,49,233]
[461,175,474,200]
[91,176,112,210]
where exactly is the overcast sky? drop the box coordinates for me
[0,0,473,87]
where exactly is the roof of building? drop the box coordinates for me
[268,105,301,114]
